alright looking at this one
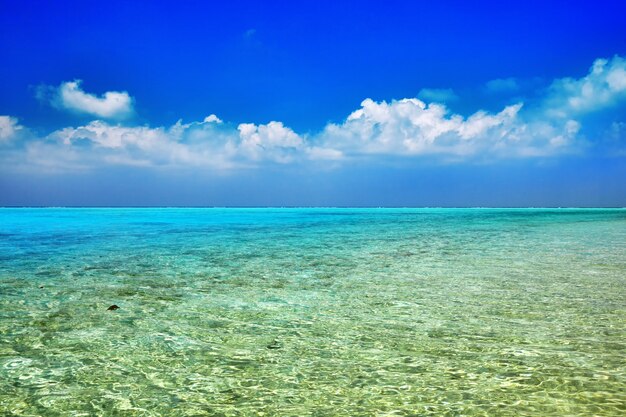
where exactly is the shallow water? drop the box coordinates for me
[0,208,625,416]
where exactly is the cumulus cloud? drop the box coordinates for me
[17,118,323,171]
[45,120,238,170]
[4,55,626,172]
[203,114,223,123]
[38,80,134,119]
[315,56,626,159]
[542,56,626,118]
[317,98,575,159]
[237,121,305,163]
[0,116,23,142]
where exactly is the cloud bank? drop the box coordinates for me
[4,55,626,172]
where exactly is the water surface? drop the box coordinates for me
[1,208,625,416]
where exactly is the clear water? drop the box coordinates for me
[0,208,625,416]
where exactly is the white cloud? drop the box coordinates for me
[543,55,626,117]
[306,146,344,160]
[42,80,134,119]
[5,55,626,172]
[417,88,458,103]
[0,116,22,142]
[20,118,324,171]
[203,114,223,123]
[317,98,575,158]
[46,120,238,170]
[54,121,168,149]
[237,121,305,163]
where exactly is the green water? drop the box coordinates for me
[0,208,625,416]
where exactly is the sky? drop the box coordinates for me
[1,0,625,207]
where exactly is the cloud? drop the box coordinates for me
[315,56,626,160]
[0,116,23,142]
[38,80,134,119]
[542,55,626,118]
[317,98,576,159]
[203,114,223,123]
[5,55,626,172]
[306,146,344,160]
[15,118,326,172]
[45,120,238,170]
[417,88,458,103]
[237,121,306,163]
[485,77,519,94]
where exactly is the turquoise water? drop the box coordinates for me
[0,208,625,416]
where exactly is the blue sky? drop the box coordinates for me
[1,0,625,206]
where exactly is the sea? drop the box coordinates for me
[0,208,624,416]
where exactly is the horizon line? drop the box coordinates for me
[1,206,625,210]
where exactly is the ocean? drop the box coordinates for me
[1,208,624,416]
